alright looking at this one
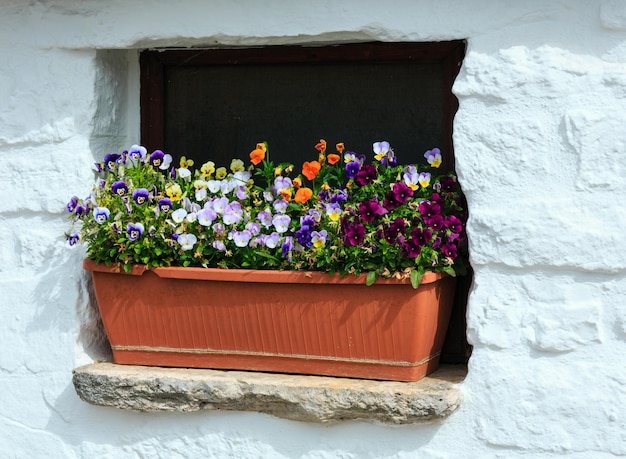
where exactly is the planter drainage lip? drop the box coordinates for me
[83,259,446,285]
[72,361,466,424]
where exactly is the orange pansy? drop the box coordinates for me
[327,153,341,165]
[249,145,265,165]
[315,139,327,153]
[336,142,345,153]
[302,160,321,180]
[280,188,292,201]
[292,177,302,188]
[294,187,313,204]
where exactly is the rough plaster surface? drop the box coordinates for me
[1,1,626,457]
[72,363,465,425]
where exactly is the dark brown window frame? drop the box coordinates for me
[140,40,466,171]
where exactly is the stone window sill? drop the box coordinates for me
[72,362,466,424]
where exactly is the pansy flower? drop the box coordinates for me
[178,233,197,251]
[446,215,463,233]
[325,203,342,221]
[359,199,388,223]
[274,176,292,194]
[272,214,291,233]
[67,232,80,246]
[149,150,165,168]
[345,160,361,179]
[327,153,341,165]
[230,159,245,173]
[392,182,414,204]
[132,188,150,206]
[66,196,79,213]
[177,168,192,179]
[419,200,441,218]
[418,172,431,188]
[302,161,321,180]
[212,197,229,214]
[373,141,390,161]
[403,165,419,191]
[93,207,110,224]
[440,176,456,192]
[179,156,194,169]
[197,208,217,226]
[249,143,266,165]
[355,164,377,186]
[315,139,327,153]
[442,242,458,260]
[311,230,328,248]
[424,148,442,168]
[104,153,122,170]
[273,199,288,214]
[127,145,147,164]
[265,232,280,249]
[158,198,173,213]
[126,222,144,241]
[215,167,227,179]
[212,240,227,252]
[207,180,221,193]
[165,183,182,202]
[111,181,128,196]
[257,210,273,228]
[294,187,313,204]
[223,202,243,225]
[232,230,253,247]
[171,208,188,223]
[410,227,433,247]
[200,161,216,177]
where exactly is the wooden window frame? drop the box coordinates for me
[140,41,466,171]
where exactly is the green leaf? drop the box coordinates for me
[443,266,457,277]
[410,269,423,289]
[366,271,377,286]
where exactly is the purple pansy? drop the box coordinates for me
[197,208,217,226]
[358,199,387,223]
[111,181,128,197]
[410,227,433,247]
[345,160,361,179]
[441,242,458,260]
[149,150,165,168]
[392,182,414,204]
[93,207,110,224]
[440,176,456,192]
[132,188,150,205]
[104,153,122,170]
[66,196,79,213]
[126,222,145,241]
[67,232,80,246]
[446,215,463,233]
[341,217,365,246]
[424,148,442,168]
[355,164,377,186]
[158,198,173,213]
[272,214,291,233]
[128,145,147,164]
[383,190,400,211]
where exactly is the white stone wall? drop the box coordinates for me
[1,0,625,457]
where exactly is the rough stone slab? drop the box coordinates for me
[72,362,465,424]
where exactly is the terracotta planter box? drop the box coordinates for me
[84,259,456,382]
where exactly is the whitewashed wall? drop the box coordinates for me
[1,0,625,457]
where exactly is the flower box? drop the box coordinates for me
[85,259,456,382]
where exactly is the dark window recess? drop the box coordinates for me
[140,41,465,172]
[140,41,471,364]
